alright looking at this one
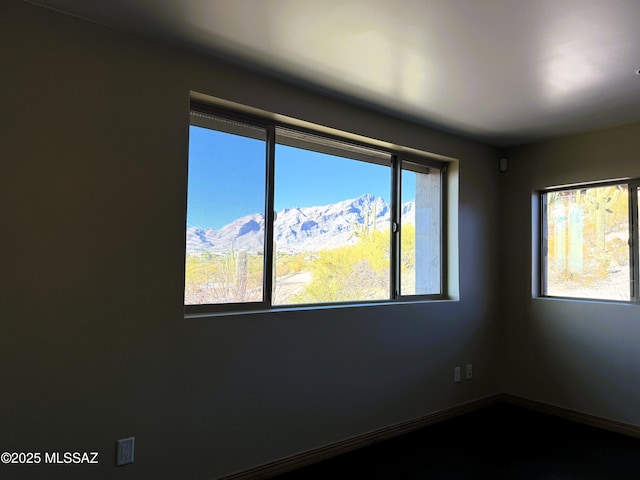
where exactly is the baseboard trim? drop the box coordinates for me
[219,394,502,480]
[501,393,640,439]
[220,393,640,479]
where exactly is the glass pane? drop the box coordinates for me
[545,185,630,300]
[273,135,391,305]
[400,162,441,295]
[185,119,267,305]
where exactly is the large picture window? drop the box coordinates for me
[185,104,446,313]
[540,180,640,302]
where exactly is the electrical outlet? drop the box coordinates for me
[454,366,461,383]
[466,364,473,380]
[116,437,135,466]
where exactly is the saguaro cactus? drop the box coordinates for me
[348,204,377,241]
[584,186,620,251]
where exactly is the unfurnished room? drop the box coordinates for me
[3,1,640,479]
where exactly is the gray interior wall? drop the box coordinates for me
[501,123,640,425]
[2,2,500,479]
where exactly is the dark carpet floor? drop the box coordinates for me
[271,403,640,479]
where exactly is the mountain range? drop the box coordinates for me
[186,194,415,255]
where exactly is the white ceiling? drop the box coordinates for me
[28,0,640,146]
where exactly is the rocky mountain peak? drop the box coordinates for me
[186,194,414,255]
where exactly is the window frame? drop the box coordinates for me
[539,178,640,303]
[185,101,448,315]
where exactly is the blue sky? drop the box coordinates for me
[187,126,413,229]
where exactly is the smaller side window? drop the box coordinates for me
[541,183,633,301]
